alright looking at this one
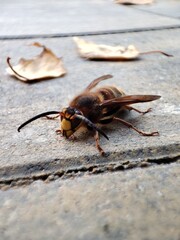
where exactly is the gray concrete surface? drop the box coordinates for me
[0,0,180,38]
[1,29,179,181]
[134,0,180,18]
[0,164,180,240]
[0,0,180,239]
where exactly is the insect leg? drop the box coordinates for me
[56,129,62,134]
[125,106,152,115]
[113,117,159,136]
[94,131,105,156]
[45,115,59,120]
[69,135,77,141]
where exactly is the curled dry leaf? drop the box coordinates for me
[115,0,154,5]
[73,37,173,61]
[6,42,66,82]
[73,37,139,60]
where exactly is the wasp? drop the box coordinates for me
[18,75,160,155]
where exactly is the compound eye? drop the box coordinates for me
[67,107,75,115]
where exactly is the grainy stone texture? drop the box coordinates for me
[0,164,180,240]
[0,1,180,239]
[134,0,180,19]
[0,29,180,180]
[0,0,180,38]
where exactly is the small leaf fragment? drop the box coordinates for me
[115,0,154,5]
[73,37,140,60]
[6,42,66,82]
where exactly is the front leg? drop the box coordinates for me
[94,131,105,156]
[56,129,76,140]
[56,129,62,135]
[45,115,59,120]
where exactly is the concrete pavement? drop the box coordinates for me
[0,164,180,240]
[0,0,180,239]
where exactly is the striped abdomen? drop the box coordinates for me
[94,86,125,124]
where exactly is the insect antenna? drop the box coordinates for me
[75,114,109,140]
[17,111,60,132]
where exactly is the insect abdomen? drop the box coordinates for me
[95,86,125,124]
[95,86,125,102]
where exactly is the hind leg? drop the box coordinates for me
[113,117,159,136]
[125,106,152,115]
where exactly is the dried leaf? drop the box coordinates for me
[115,0,154,5]
[73,37,173,61]
[6,42,66,82]
[73,37,139,60]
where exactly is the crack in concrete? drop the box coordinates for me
[0,25,179,40]
[133,6,180,21]
[0,155,179,190]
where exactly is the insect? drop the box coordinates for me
[18,74,160,155]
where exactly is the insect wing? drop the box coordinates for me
[100,95,161,108]
[85,74,113,91]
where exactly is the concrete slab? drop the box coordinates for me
[134,0,180,19]
[0,163,179,240]
[0,0,180,38]
[0,28,180,181]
